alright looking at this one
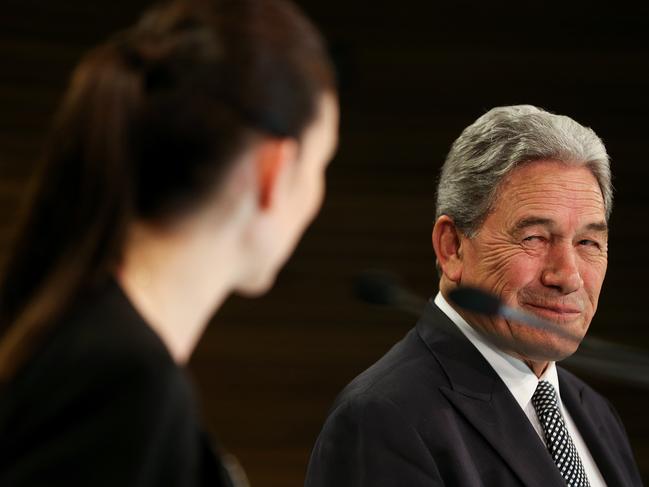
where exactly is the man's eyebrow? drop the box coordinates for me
[513,217,553,232]
[585,221,608,234]
[512,217,609,234]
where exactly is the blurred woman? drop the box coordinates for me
[0,0,338,485]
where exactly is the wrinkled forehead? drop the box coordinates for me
[489,160,607,228]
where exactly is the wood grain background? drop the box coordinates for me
[1,0,648,485]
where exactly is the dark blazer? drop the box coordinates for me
[306,300,643,486]
[0,280,235,487]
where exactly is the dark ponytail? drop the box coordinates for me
[0,42,143,380]
[0,0,335,381]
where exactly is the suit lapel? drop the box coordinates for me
[416,302,565,487]
[559,370,629,486]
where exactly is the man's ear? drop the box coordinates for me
[432,215,463,283]
[255,138,298,210]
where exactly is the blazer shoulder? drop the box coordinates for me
[330,325,452,428]
[0,284,201,486]
[3,281,191,440]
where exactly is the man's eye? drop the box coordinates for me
[523,235,544,243]
[579,239,600,249]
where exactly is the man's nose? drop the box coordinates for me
[541,242,583,293]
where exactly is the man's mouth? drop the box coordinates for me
[521,302,582,321]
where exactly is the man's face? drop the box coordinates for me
[457,160,608,363]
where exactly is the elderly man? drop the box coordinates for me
[305,106,642,486]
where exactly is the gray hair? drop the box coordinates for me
[435,105,612,237]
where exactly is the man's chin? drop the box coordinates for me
[516,335,583,364]
[489,327,584,364]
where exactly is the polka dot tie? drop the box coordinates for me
[531,380,590,487]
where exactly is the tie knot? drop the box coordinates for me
[531,380,559,416]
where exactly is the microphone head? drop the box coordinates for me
[448,286,502,316]
[353,269,402,306]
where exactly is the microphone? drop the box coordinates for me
[353,269,649,388]
[354,272,569,338]
[448,286,576,340]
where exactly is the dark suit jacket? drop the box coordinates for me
[306,301,643,486]
[0,280,235,487]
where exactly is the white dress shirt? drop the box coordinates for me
[435,292,606,486]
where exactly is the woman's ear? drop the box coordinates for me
[255,138,298,210]
[432,215,463,283]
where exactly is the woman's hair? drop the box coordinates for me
[436,105,611,238]
[0,0,335,380]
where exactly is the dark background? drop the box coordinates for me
[1,1,648,485]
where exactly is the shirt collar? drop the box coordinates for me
[434,292,562,410]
